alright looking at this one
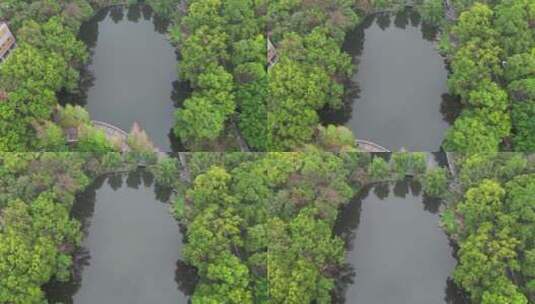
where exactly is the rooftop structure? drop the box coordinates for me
[0,22,16,62]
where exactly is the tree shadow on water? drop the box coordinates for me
[107,173,123,191]
[175,259,199,298]
[373,182,390,200]
[440,93,463,125]
[127,4,142,23]
[331,262,357,304]
[376,13,392,30]
[409,179,422,196]
[394,8,410,29]
[141,4,153,20]
[409,8,422,27]
[43,178,101,303]
[109,5,125,24]
[444,278,471,304]
[422,195,442,214]
[393,179,410,198]
[126,169,143,189]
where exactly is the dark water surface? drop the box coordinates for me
[71,5,179,151]
[334,178,468,303]
[321,9,460,151]
[45,170,192,304]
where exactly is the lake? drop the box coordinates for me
[45,170,193,303]
[333,176,468,303]
[63,5,181,151]
[321,9,461,151]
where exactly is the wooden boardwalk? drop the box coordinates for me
[356,139,390,152]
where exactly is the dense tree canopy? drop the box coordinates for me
[443,153,535,303]
[267,0,360,151]
[441,1,535,152]
[167,151,360,303]
[0,0,128,151]
[0,153,92,303]
[171,0,267,150]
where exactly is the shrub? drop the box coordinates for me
[369,156,390,181]
[422,167,449,198]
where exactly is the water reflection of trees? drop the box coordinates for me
[107,173,123,190]
[409,8,421,27]
[440,93,463,125]
[376,13,391,30]
[109,5,124,23]
[170,80,192,152]
[373,182,390,199]
[127,4,141,22]
[175,260,199,298]
[445,278,471,304]
[332,189,364,303]
[142,4,153,21]
[394,8,409,29]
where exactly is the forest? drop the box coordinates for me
[169,0,267,151]
[0,0,533,151]
[2,152,532,303]
[437,153,535,303]
[0,0,534,303]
